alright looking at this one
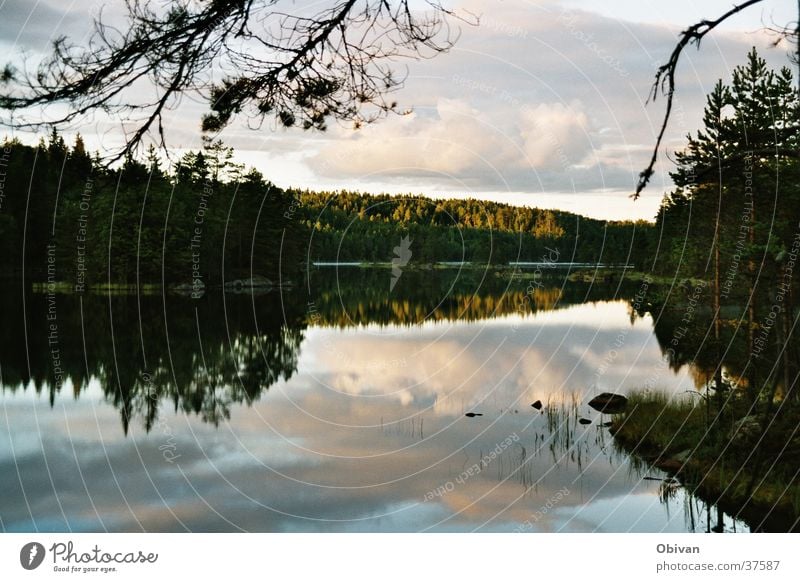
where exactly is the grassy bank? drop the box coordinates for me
[610,391,800,531]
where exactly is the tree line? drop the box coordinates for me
[295,190,652,266]
[0,133,655,289]
[650,48,800,405]
[627,47,800,523]
[0,133,303,287]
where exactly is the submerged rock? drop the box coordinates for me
[587,392,629,414]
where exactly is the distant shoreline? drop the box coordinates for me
[21,265,664,296]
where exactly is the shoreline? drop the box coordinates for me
[609,392,800,532]
[22,265,653,293]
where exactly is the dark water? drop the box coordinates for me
[0,268,747,532]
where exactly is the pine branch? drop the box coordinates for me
[633,0,768,200]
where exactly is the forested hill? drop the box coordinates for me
[294,190,654,266]
[0,133,654,286]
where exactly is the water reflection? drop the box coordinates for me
[0,269,752,532]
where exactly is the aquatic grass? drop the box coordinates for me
[492,441,537,494]
[611,390,704,458]
[541,391,600,472]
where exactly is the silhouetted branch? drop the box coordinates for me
[633,0,767,199]
[0,0,471,162]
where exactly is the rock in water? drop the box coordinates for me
[465,412,483,418]
[224,275,274,291]
[531,400,543,410]
[578,418,592,425]
[728,415,762,443]
[587,393,629,414]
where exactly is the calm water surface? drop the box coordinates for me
[0,269,746,532]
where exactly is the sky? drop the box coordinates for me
[0,0,797,221]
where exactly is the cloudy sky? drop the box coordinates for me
[0,0,797,220]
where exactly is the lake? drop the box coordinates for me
[0,268,747,532]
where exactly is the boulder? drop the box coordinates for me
[728,415,762,443]
[171,281,205,297]
[655,458,684,473]
[223,276,278,294]
[224,275,273,289]
[654,450,692,473]
[587,392,629,414]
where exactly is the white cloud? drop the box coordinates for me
[310,97,596,186]
[310,98,518,179]
[519,101,591,169]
